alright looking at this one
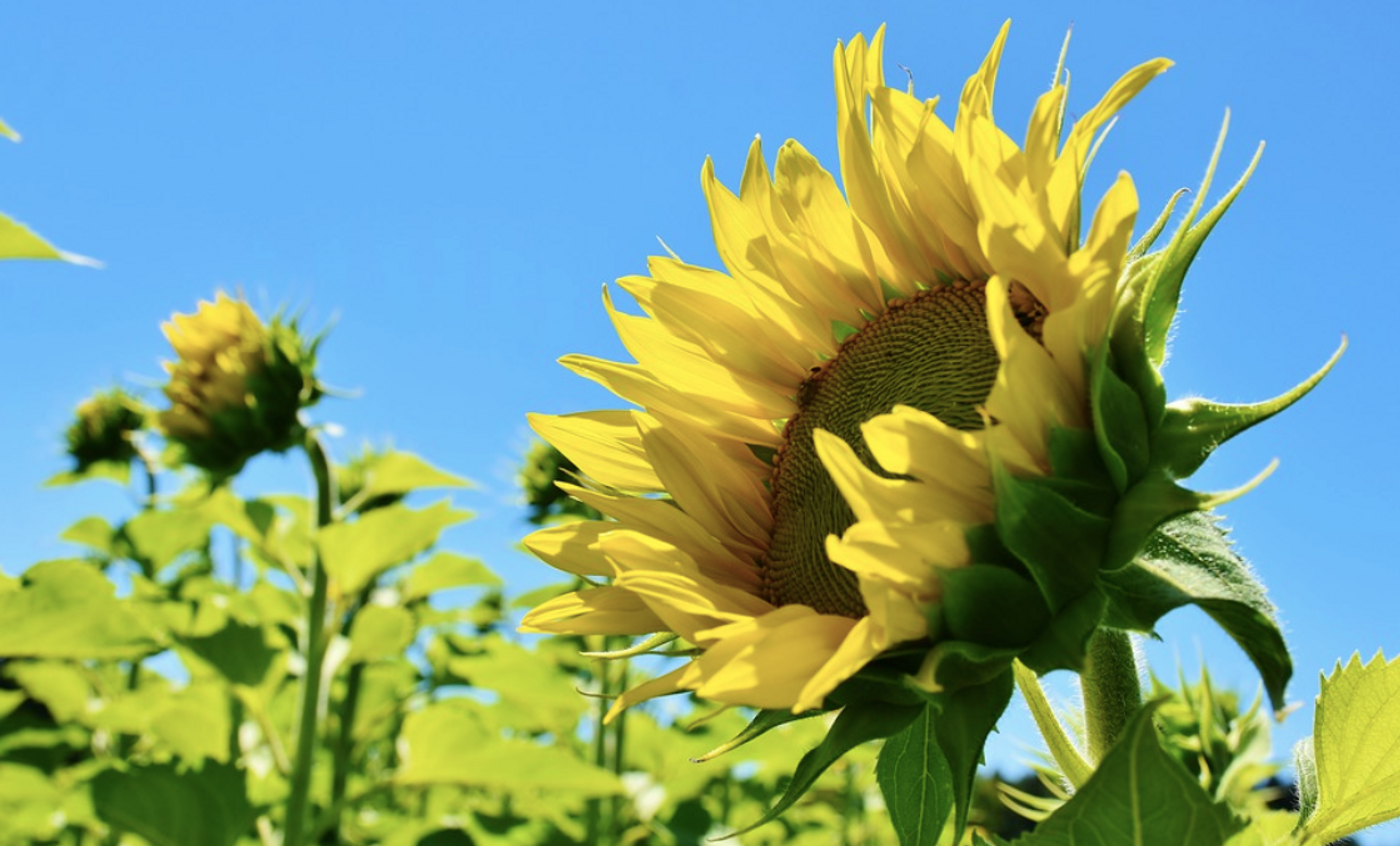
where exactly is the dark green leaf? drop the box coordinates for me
[940,566,1049,647]
[734,699,923,836]
[877,705,953,846]
[935,670,1015,837]
[92,761,255,846]
[1100,512,1290,710]
[1018,589,1106,675]
[181,620,277,687]
[1013,701,1242,845]
[693,706,826,763]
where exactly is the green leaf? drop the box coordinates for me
[877,705,953,845]
[122,508,214,571]
[92,761,254,846]
[0,763,66,841]
[317,500,470,594]
[1100,512,1290,711]
[347,605,417,663]
[357,451,471,501]
[993,465,1108,611]
[1295,651,1400,845]
[444,637,587,735]
[396,702,622,795]
[1018,588,1106,675]
[0,559,160,659]
[1014,701,1242,845]
[879,669,1013,840]
[1013,660,1094,789]
[44,460,131,487]
[61,515,116,556]
[7,661,92,723]
[1223,811,1299,846]
[181,620,277,687]
[735,699,924,836]
[402,552,501,602]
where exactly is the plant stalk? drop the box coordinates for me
[1081,627,1142,763]
[283,430,336,846]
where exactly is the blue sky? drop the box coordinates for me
[1,1,1395,792]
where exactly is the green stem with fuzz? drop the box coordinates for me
[1080,628,1143,763]
[283,431,336,846]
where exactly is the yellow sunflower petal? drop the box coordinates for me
[523,521,615,578]
[687,607,857,709]
[527,410,662,493]
[519,586,666,636]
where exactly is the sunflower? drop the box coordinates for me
[158,292,322,478]
[521,24,1336,719]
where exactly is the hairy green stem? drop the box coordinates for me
[1081,628,1142,763]
[284,431,336,846]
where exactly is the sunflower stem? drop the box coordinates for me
[284,430,336,846]
[1081,628,1142,763]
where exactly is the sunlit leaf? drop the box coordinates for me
[877,705,953,845]
[92,761,254,846]
[1012,701,1241,845]
[1296,651,1400,845]
[401,552,501,602]
[6,661,92,723]
[397,702,622,796]
[445,636,587,734]
[1101,512,1290,711]
[0,763,65,841]
[61,515,116,556]
[347,605,416,663]
[0,559,160,659]
[181,620,278,687]
[357,451,471,501]
[317,500,470,594]
[123,507,214,571]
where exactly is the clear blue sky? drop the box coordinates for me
[1,1,1395,795]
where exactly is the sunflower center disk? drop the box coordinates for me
[762,282,999,618]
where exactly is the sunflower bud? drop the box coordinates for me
[157,292,321,478]
[64,387,147,473]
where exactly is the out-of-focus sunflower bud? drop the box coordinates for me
[157,292,322,478]
[65,387,148,473]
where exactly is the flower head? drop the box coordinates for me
[65,387,148,473]
[157,292,321,478]
[523,25,1338,719]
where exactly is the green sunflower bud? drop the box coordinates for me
[64,387,148,473]
[156,292,322,479]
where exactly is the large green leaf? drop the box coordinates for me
[317,500,470,594]
[444,637,587,735]
[1100,512,1290,710]
[122,507,214,571]
[0,559,160,659]
[396,702,622,796]
[97,682,232,764]
[92,762,255,846]
[0,763,66,841]
[347,605,417,663]
[876,705,953,845]
[6,661,92,723]
[1295,651,1400,845]
[401,552,501,602]
[1013,701,1241,845]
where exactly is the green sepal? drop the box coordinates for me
[1127,188,1189,262]
[1089,344,1152,493]
[1011,699,1244,846]
[1013,659,1095,789]
[1140,119,1263,369]
[1100,512,1291,711]
[1018,588,1107,675]
[1046,427,1115,496]
[691,706,826,763]
[829,661,929,709]
[1154,338,1345,480]
[993,462,1109,611]
[939,566,1050,648]
[1293,737,1318,825]
[730,699,924,837]
[917,640,1019,694]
